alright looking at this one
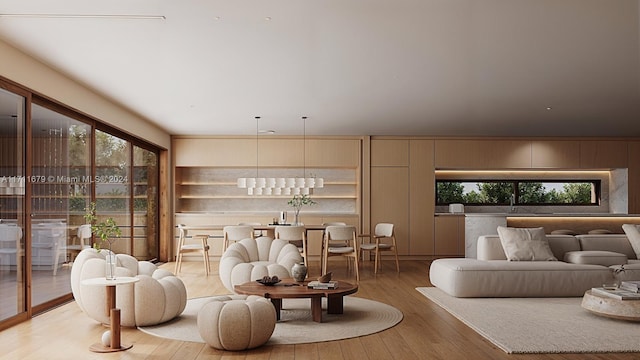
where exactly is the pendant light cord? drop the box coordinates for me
[302,116,307,178]
[255,116,260,178]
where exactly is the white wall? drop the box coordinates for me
[0,39,170,149]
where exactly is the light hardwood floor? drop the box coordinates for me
[0,259,638,360]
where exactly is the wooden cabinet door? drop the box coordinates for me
[371,139,409,166]
[434,215,464,257]
[580,141,628,169]
[531,141,580,168]
[371,167,409,255]
[435,140,531,169]
[410,140,434,255]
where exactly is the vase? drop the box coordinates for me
[291,262,307,282]
[105,252,117,280]
[293,211,300,226]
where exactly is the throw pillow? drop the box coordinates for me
[497,226,557,261]
[622,224,640,259]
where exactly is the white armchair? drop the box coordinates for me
[70,248,187,327]
[219,236,303,293]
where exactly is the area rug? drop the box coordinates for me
[139,296,403,345]
[417,287,640,354]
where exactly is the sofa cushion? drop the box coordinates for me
[477,235,579,261]
[576,234,636,260]
[622,224,640,259]
[564,250,627,267]
[429,258,613,297]
[497,226,557,261]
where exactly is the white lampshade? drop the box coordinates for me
[285,178,295,188]
[306,177,315,187]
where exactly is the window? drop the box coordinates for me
[436,180,600,206]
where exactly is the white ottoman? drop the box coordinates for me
[197,295,276,350]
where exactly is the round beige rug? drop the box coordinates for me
[138,296,403,345]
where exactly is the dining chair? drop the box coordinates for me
[223,225,255,252]
[359,223,399,273]
[238,222,265,238]
[322,225,359,282]
[67,224,92,264]
[275,225,308,267]
[0,224,22,272]
[32,222,68,275]
[175,224,211,275]
[320,222,347,270]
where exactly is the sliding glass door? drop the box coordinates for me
[30,103,91,308]
[0,87,26,322]
[0,77,162,330]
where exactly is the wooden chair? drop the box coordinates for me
[175,224,211,275]
[359,223,399,273]
[223,225,255,252]
[322,225,359,282]
[320,222,346,269]
[67,224,92,264]
[275,225,308,267]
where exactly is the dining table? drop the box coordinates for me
[176,224,329,268]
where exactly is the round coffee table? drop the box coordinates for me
[581,289,640,321]
[234,279,358,323]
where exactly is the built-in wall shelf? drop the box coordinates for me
[175,165,359,214]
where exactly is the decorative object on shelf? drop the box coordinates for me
[291,262,308,282]
[288,194,316,226]
[237,116,324,196]
[84,202,122,279]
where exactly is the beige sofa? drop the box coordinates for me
[429,234,640,298]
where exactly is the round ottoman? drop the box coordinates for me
[197,295,276,350]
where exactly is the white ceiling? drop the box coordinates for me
[1,0,639,137]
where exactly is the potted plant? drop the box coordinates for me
[287,194,316,226]
[84,202,121,279]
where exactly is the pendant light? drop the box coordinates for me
[237,116,324,195]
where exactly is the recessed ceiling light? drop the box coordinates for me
[264,16,272,21]
[0,13,166,20]
[545,107,553,111]
[213,16,221,20]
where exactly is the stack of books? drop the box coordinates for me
[591,281,640,300]
[620,280,640,292]
[307,281,338,289]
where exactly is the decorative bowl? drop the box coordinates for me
[256,277,281,286]
[317,272,332,283]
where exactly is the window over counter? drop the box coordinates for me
[436,180,600,206]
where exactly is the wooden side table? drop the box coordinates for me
[82,276,140,352]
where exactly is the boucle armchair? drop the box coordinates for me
[219,236,303,293]
[70,248,187,327]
